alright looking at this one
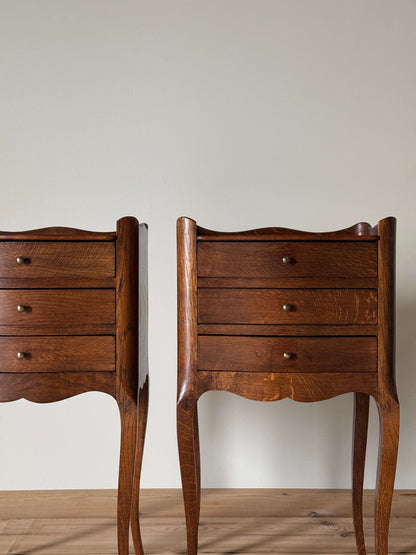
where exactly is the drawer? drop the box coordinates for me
[0,336,115,372]
[198,336,377,373]
[198,288,377,325]
[197,241,377,278]
[0,242,115,278]
[0,289,115,327]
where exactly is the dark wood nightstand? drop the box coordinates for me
[0,216,148,555]
[177,217,399,555]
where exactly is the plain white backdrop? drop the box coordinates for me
[0,0,415,490]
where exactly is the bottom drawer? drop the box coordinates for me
[0,336,115,372]
[198,336,377,373]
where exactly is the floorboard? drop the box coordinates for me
[0,489,414,554]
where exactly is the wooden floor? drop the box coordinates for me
[0,489,415,554]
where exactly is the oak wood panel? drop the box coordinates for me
[0,289,115,327]
[197,219,376,239]
[0,323,116,336]
[198,336,377,373]
[0,227,116,241]
[377,218,398,401]
[0,371,116,402]
[198,288,378,325]
[0,242,115,278]
[375,218,399,555]
[196,371,378,402]
[198,324,378,336]
[0,336,115,372]
[0,277,115,289]
[177,218,198,397]
[198,234,379,241]
[198,277,378,289]
[198,242,378,278]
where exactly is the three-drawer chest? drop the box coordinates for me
[0,217,148,555]
[177,216,399,555]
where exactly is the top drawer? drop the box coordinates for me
[0,242,115,278]
[198,241,377,278]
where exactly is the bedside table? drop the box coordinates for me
[0,216,148,555]
[177,217,399,555]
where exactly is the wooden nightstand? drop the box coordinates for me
[177,217,399,555]
[0,217,148,555]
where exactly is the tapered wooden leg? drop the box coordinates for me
[352,392,370,555]
[178,396,200,555]
[131,377,149,555]
[117,395,138,555]
[375,397,400,555]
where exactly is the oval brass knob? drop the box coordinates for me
[17,352,26,359]
[17,305,26,313]
[282,256,292,264]
[283,303,292,311]
[283,352,293,360]
[16,256,25,265]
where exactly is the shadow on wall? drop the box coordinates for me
[395,298,416,487]
[197,298,415,489]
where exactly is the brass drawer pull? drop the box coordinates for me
[282,256,292,264]
[283,352,293,360]
[283,303,293,311]
[16,256,26,265]
[17,305,27,313]
[17,352,27,359]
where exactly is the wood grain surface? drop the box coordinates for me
[115,216,144,555]
[197,220,375,239]
[0,241,115,278]
[196,371,378,402]
[198,288,378,324]
[0,336,115,373]
[0,289,115,326]
[198,241,378,278]
[0,489,414,554]
[197,323,378,336]
[0,371,116,403]
[0,227,116,241]
[197,336,377,373]
[197,277,379,289]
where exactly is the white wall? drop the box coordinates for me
[0,0,415,490]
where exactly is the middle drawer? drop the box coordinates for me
[198,288,377,325]
[0,289,115,327]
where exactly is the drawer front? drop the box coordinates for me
[0,336,115,372]
[198,241,377,278]
[0,242,115,278]
[198,288,378,325]
[198,336,377,373]
[0,289,115,326]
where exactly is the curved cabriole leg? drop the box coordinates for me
[131,377,149,555]
[374,396,400,555]
[178,396,200,555]
[194,405,201,524]
[117,394,138,555]
[352,392,370,555]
